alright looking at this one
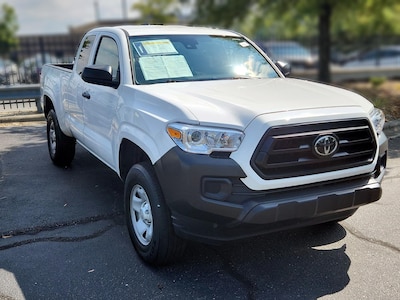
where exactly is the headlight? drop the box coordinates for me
[167,123,244,154]
[370,108,385,135]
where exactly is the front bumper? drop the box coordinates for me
[154,135,387,244]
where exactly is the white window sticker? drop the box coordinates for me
[139,55,193,81]
[133,39,178,56]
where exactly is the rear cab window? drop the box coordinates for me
[75,35,96,75]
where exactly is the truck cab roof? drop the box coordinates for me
[90,25,242,37]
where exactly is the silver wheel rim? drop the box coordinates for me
[130,184,153,246]
[49,120,57,157]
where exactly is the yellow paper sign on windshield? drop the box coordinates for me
[140,39,178,55]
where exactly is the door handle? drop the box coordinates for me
[82,91,91,99]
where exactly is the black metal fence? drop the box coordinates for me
[0,84,41,112]
[0,34,81,111]
[1,98,37,110]
[1,33,81,86]
[0,35,81,112]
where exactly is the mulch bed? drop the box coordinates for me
[341,80,400,121]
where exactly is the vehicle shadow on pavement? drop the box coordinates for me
[156,223,350,299]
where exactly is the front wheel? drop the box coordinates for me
[125,162,186,265]
[46,109,76,167]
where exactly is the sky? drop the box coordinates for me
[1,0,140,35]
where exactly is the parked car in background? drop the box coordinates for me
[258,41,318,69]
[343,45,400,68]
[0,58,18,85]
[18,53,61,83]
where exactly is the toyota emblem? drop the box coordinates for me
[313,134,339,157]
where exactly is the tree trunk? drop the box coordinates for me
[318,1,331,83]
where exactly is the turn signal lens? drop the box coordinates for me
[167,127,182,139]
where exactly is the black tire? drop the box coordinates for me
[46,109,76,167]
[124,162,186,265]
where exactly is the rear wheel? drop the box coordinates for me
[46,109,75,167]
[125,162,186,265]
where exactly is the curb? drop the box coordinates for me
[0,113,45,123]
[1,112,400,139]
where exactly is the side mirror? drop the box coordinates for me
[275,61,291,77]
[82,65,117,88]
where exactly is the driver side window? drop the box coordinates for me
[94,36,120,84]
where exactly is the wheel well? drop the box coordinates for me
[43,95,54,118]
[119,139,151,181]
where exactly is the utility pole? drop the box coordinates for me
[122,0,128,20]
[94,0,100,21]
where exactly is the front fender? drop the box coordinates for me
[116,122,176,167]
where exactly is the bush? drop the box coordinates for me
[370,76,386,88]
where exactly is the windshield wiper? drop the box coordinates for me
[231,76,252,80]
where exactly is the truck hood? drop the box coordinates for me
[137,78,373,128]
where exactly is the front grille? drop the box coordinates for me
[251,119,377,180]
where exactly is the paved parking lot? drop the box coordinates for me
[1,122,399,299]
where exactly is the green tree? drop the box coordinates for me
[133,0,180,24]
[331,1,400,43]
[0,4,18,57]
[192,0,400,83]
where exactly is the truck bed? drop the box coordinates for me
[48,63,74,70]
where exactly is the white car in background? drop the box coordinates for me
[19,53,60,83]
[0,58,18,84]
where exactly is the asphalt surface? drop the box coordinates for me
[0,121,399,299]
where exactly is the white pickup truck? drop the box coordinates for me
[41,25,388,265]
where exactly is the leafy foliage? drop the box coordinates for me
[133,0,182,24]
[192,0,400,40]
[193,0,250,27]
[0,4,18,56]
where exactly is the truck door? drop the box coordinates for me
[82,35,121,167]
[66,34,96,142]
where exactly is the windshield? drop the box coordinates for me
[129,35,279,84]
